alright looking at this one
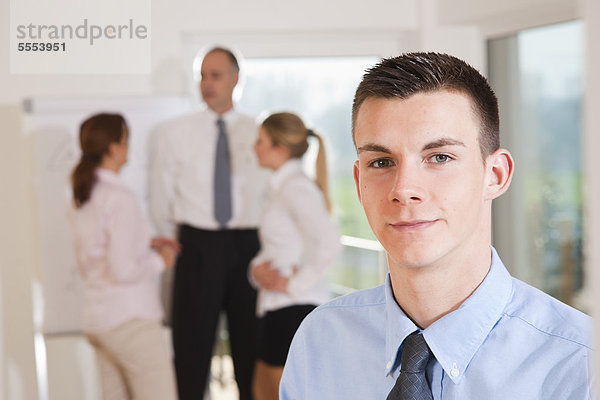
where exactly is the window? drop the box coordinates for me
[488,21,585,309]
[236,56,385,291]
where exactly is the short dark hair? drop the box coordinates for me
[206,46,240,73]
[352,52,499,159]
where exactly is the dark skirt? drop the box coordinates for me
[256,304,317,366]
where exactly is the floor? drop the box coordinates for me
[208,355,239,400]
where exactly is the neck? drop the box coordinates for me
[211,102,234,115]
[99,157,120,173]
[389,240,492,329]
[271,156,292,171]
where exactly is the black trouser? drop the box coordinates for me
[172,225,259,400]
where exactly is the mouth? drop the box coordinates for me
[389,220,438,231]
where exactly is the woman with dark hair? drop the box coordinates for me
[250,112,342,400]
[70,113,178,400]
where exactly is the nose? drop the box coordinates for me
[388,161,424,205]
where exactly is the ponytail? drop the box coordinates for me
[308,130,331,213]
[71,154,102,207]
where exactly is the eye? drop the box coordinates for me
[368,158,394,168]
[428,153,453,163]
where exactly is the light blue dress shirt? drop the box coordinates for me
[280,247,595,399]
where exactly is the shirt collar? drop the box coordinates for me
[269,159,303,193]
[205,106,239,126]
[384,274,419,375]
[96,168,124,186]
[384,247,513,384]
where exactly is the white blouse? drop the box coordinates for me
[70,168,165,333]
[250,159,342,316]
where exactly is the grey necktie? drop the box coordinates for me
[214,118,232,226]
[387,332,433,400]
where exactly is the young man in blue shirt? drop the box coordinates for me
[280,53,594,399]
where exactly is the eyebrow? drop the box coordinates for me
[357,137,465,154]
[356,143,391,154]
[422,138,465,150]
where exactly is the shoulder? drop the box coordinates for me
[279,173,322,203]
[319,284,386,309]
[504,278,592,349]
[281,172,317,191]
[94,178,137,212]
[300,285,386,328]
[288,285,387,371]
[230,111,258,132]
[155,110,208,138]
[163,109,206,127]
[233,110,255,123]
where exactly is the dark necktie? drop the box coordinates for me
[214,118,232,226]
[387,332,433,400]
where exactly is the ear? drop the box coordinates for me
[485,148,514,201]
[107,142,119,159]
[353,160,362,204]
[275,144,291,163]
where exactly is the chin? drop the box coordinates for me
[383,237,443,269]
[389,252,432,269]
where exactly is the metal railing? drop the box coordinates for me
[329,235,387,297]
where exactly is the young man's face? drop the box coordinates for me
[200,51,238,113]
[353,90,501,270]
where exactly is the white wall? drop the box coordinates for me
[0,106,39,400]
[0,0,420,105]
[438,0,579,36]
[1,0,596,398]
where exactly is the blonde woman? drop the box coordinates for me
[250,112,342,400]
[70,113,178,400]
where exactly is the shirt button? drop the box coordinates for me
[450,368,460,377]
[386,362,393,370]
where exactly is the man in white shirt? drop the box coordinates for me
[150,47,268,400]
